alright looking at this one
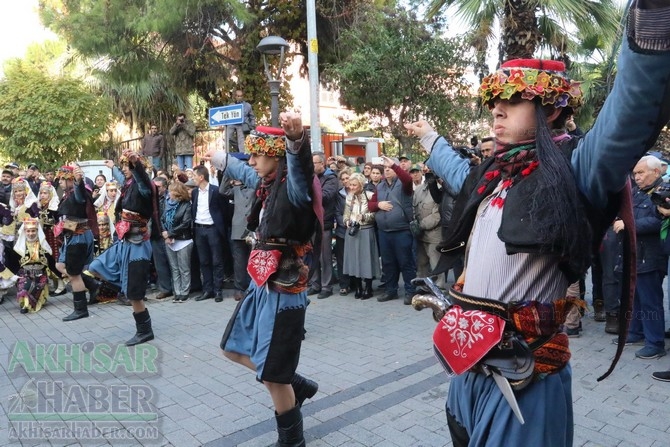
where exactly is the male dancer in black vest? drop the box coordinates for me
[205,112,320,447]
[57,165,96,321]
[89,151,157,346]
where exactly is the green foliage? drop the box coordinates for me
[324,8,475,152]
[567,4,625,130]
[39,0,371,131]
[0,63,111,168]
[424,0,620,64]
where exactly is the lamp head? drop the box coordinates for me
[256,36,289,55]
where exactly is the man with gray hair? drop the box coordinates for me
[308,152,338,299]
[612,155,667,359]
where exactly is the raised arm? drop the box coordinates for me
[405,121,471,195]
[209,153,260,190]
[571,2,670,208]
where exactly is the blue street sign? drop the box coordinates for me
[209,104,244,127]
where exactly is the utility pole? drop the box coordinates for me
[306,0,321,152]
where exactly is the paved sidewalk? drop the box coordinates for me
[0,282,669,447]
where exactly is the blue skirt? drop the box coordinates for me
[221,285,307,384]
[446,365,573,447]
[89,239,152,300]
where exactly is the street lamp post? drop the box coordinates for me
[257,36,290,127]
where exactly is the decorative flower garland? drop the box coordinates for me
[479,59,583,110]
[245,127,287,158]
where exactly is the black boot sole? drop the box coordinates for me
[125,332,155,346]
[63,311,89,322]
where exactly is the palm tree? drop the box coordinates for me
[567,4,626,130]
[427,0,620,72]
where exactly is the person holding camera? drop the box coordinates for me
[170,113,196,171]
[612,155,667,359]
[342,172,380,299]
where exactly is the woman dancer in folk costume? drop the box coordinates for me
[0,178,38,273]
[205,112,322,447]
[94,181,120,225]
[14,217,52,313]
[83,211,119,304]
[36,181,66,296]
[405,3,670,446]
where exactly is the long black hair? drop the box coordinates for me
[529,102,592,273]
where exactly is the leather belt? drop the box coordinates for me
[194,223,214,228]
[448,287,511,320]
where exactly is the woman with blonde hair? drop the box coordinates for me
[343,172,380,299]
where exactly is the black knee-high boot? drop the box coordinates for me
[81,274,100,305]
[275,405,305,447]
[291,373,318,407]
[126,308,154,346]
[63,291,89,321]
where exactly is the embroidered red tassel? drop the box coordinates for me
[484,170,500,181]
[521,161,540,177]
[477,184,487,195]
[490,197,505,208]
[501,179,513,190]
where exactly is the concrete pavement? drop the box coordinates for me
[0,281,669,447]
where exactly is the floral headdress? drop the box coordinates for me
[11,177,28,192]
[245,126,286,157]
[118,153,146,167]
[15,217,52,256]
[97,211,110,224]
[38,181,59,211]
[22,217,39,230]
[39,181,53,192]
[58,165,75,180]
[479,59,583,110]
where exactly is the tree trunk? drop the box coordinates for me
[502,0,541,60]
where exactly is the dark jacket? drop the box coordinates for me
[436,139,607,282]
[369,165,413,232]
[150,191,167,240]
[141,133,166,157]
[162,200,192,240]
[335,187,347,239]
[0,183,11,206]
[616,178,667,274]
[191,183,230,237]
[318,168,339,230]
